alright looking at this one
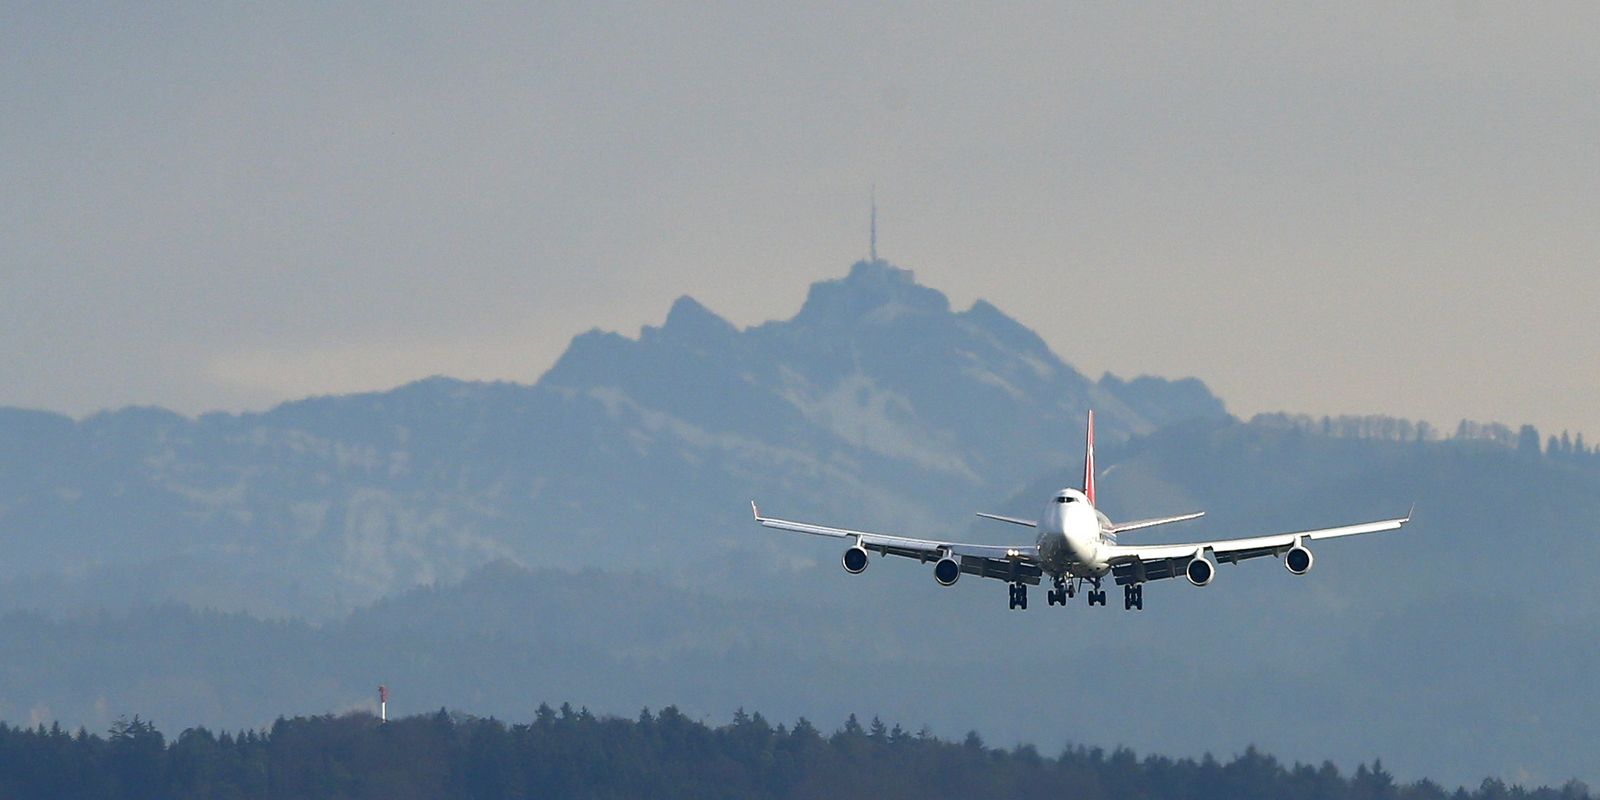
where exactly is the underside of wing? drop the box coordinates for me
[752,501,1041,584]
[1102,512,1412,585]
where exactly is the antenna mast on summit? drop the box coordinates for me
[870,185,878,262]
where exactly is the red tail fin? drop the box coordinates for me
[1083,410,1096,505]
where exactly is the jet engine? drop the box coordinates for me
[1185,555,1215,587]
[842,545,869,574]
[1285,544,1314,575]
[933,557,961,586]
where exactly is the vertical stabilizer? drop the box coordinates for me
[1083,410,1096,504]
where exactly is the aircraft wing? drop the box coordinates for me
[1100,512,1412,585]
[752,502,1044,585]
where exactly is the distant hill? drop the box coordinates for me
[1,418,1598,788]
[0,260,1223,617]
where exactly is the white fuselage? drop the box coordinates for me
[1035,488,1113,578]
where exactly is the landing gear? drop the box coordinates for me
[1046,577,1068,606]
[1123,583,1144,611]
[1044,576,1087,607]
[1007,582,1029,610]
[1085,577,1107,607]
[1043,576,1117,608]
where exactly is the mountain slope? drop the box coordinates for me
[8,411,1600,794]
[0,260,1224,616]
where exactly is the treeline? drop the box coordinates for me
[0,707,1590,800]
[1252,413,1443,443]
[1250,413,1597,461]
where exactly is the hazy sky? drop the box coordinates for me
[5,3,1598,439]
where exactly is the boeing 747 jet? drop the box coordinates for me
[752,411,1411,610]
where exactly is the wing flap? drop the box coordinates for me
[1112,556,1182,585]
[961,555,1043,585]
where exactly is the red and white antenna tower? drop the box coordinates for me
[379,684,388,722]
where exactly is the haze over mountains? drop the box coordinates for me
[1,260,1596,789]
[0,260,1221,617]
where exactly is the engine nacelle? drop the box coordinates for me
[1285,544,1314,575]
[933,557,961,586]
[842,545,869,574]
[1185,555,1215,587]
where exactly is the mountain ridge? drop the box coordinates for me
[0,260,1225,618]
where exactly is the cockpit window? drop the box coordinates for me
[1056,496,1074,504]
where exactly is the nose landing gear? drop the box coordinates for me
[1046,576,1070,606]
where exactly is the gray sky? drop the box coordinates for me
[4,3,1598,440]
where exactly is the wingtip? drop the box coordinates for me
[1405,502,1415,523]
[750,500,760,520]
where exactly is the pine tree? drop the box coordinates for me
[1519,425,1542,457]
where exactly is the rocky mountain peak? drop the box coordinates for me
[657,295,737,342]
[792,259,951,327]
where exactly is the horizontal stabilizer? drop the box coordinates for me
[976,512,1036,528]
[1111,511,1205,534]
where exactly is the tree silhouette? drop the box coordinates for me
[1518,425,1542,457]
[0,707,1592,798]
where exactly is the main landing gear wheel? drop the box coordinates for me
[1123,584,1144,611]
[1047,577,1068,606]
[1007,583,1029,610]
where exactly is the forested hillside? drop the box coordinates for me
[0,709,1588,800]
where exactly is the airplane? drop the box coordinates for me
[751,410,1411,610]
